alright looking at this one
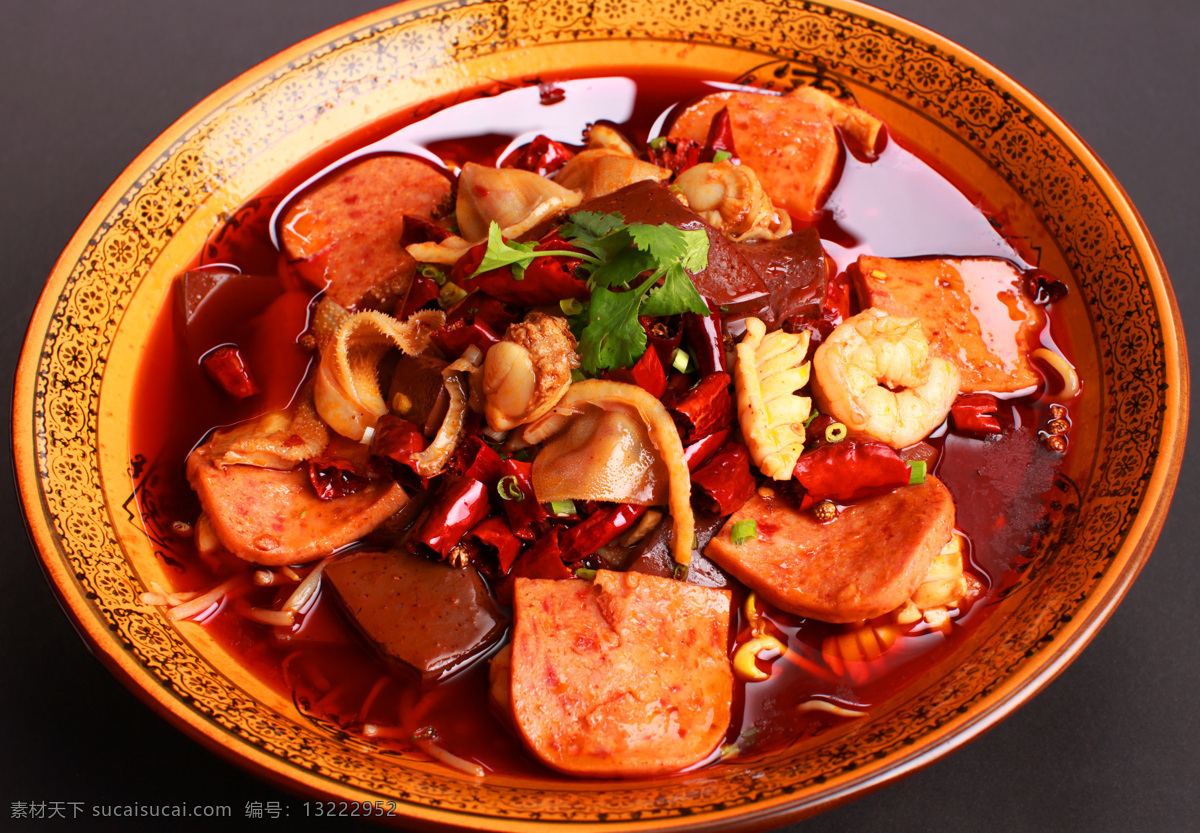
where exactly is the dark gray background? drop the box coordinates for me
[2,1,1196,830]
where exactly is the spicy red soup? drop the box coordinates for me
[131,74,1078,779]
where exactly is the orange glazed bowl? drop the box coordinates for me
[13,0,1187,829]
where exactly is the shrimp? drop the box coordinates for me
[812,308,959,448]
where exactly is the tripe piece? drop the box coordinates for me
[509,571,732,777]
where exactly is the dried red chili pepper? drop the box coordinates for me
[370,415,428,476]
[429,316,500,359]
[396,273,442,319]
[641,314,682,370]
[498,458,549,541]
[670,372,735,443]
[792,440,911,507]
[538,84,566,106]
[201,344,259,399]
[306,455,372,501]
[604,339,668,399]
[702,107,737,162]
[465,515,523,578]
[497,528,572,605]
[453,236,589,306]
[559,503,648,564]
[412,477,492,559]
[502,133,573,177]
[683,309,727,375]
[951,393,1003,437]
[448,435,505,486]
[683,427,731,472]
[398,214,452,247]
[647,137,702,178]
[691,442,757,515]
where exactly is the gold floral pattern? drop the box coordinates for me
[16,0,1183,828]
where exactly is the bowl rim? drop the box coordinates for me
[13,0,1189,828]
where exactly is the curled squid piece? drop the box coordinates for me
[408,163,582,264]
[812,308,960,449]
[313,308,446,442]
[523,380,695,566]
[672,160,791,242]
[483,312,579,432]
[734,317,812,480]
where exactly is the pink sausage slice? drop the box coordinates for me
[705,477,955,623]
[510,571,732,777]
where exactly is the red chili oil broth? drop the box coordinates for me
[129,73,1076,777]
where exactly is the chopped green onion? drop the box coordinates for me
[419,264,447,285]
[712,150,733,163]
[574,568,597,580]
[497,475,523,501]
[731,519,757,545]
[549,499,577,516]
[438,281,468,308]
[559,297,584,316]
[804,411,820,427]
[649,136,668,150]
[824,422,847,443]
[671,348,693,374]
[907,460,927,485]
[672,563,690,581]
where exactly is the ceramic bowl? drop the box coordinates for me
[13,0,1187,829]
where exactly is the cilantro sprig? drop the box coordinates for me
[472,211,711,373]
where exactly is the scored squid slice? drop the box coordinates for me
[734,317,812,480]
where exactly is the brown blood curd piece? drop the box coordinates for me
[186,445,407,566]
[852,255,1045,392]
[280,155,452,309]
[705,477,956,623]
[508,571,732,777]
[325,549,506,682]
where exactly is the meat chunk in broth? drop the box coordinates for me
[506,571,732,777]
[705,477,956,622]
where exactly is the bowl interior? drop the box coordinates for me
[15,0,1185,828]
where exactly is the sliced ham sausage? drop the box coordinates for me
[509,571,732,777]
[705,477,956,622]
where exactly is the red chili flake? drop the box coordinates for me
[691,442,757,515]
[647,138,702,178]
[448,435,505,486]
[398,214,452,247]
[496,527,572,606]
[429,317,501,360]
[559,503,648,564]
[200,344,259,399]
[669,372,735,443]
[951,393,1003,437]
[702,107,738,162]
[396,273,441,319]
[307,455,372,501]
[538,83,566,105]
[792,441,911,507]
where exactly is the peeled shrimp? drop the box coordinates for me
[812,308,959,448]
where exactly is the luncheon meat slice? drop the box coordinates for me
[509,571,732,777]
[325,548,506,681]
[280,155,453,309]
[851,255,1045,392]
[186,449,408,566]
[705,477,955,622]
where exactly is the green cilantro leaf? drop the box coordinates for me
[471,222,597,280]
[640,262,710,318]
[576,277,655,374]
